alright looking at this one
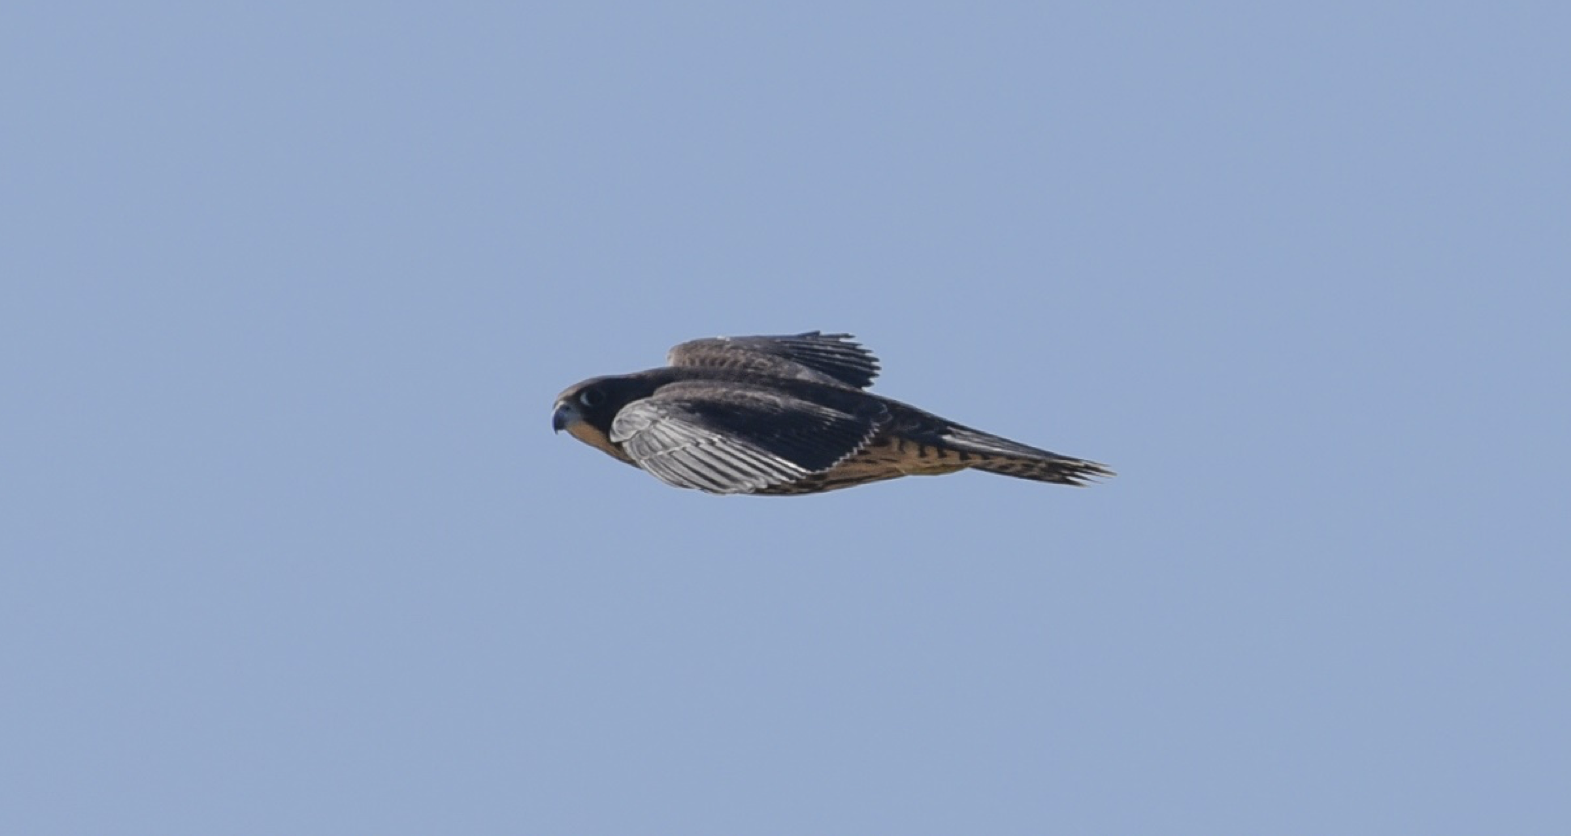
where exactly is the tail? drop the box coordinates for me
[942,426,1114,487]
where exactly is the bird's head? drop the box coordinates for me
[552,374,659,462]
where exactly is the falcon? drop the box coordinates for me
[551,331,1113,495]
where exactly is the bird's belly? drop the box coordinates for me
[753,435,971,495]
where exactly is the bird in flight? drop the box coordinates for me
[552,331,1113,495]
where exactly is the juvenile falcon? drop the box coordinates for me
[551,331,1113,495]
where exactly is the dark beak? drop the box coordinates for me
[551,403,572,433]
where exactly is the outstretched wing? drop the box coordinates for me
[609,380,888,494]
[667,331,880,389]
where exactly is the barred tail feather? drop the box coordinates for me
[971,454,1114,486]
[943,427,1114,487]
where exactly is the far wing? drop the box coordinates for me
[609,380,887,494]
[667,331,880,389]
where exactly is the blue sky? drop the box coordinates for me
[4,2,1568,834]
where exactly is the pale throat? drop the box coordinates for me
[566,419,633,463]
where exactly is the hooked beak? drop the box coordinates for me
[552,401,577,433]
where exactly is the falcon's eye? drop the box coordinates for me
[578,389,604,408]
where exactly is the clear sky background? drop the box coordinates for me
[4,2,1568,834]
